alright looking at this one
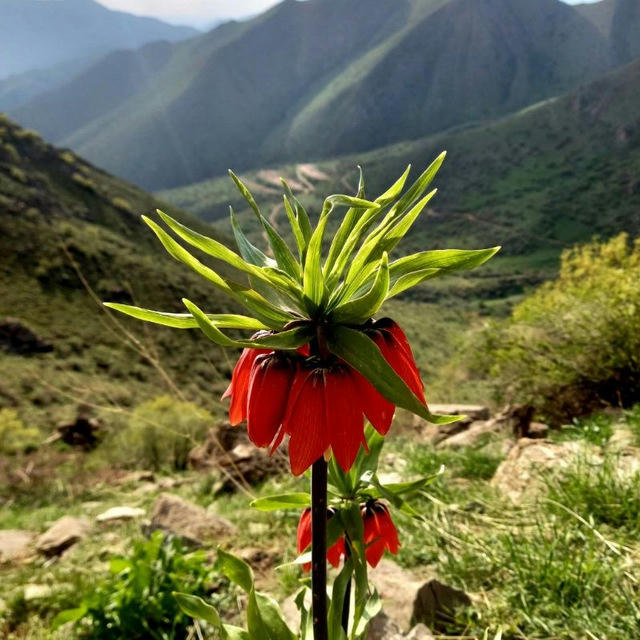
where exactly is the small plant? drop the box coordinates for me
[0,408,40,454]
[107,395,212,471]
[53,532,230,639]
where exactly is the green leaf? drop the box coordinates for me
[353,592,382,637]
[303,213,330,308]
[385,268,439,299]
[109,557,131,573]
[281,180,312,245]
[391,152,445,218]
[142,216,233,294]
[325,194,379,210]
[222,625,251,640]
[174,592,222,627]
[250,493,311,511]
[331,253,389,323]
[328,558,353,640]
[183,299,312,349]
[255,592,297,640]
[229,171,301,279]
[230,207,274,268]
[327,326,462,425]
[103,304,268,330]
[389,247,501,283]
[216,548,254,593]
[284,195,306,260]
[375,164,411,206]
[51,606,88,630]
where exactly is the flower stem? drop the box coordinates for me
[311,457,328,640]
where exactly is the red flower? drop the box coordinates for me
[362,501,400,568]
[297,508,345,571]
[222,319,426,476]
[222,347,271,425]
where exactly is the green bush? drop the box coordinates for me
[473,234,640,423]
[0,409,40,454]
[54,532,231,640]
[107,396,212,471]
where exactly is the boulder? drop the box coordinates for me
[189,424,287,491]
[35,516,89,556]
[608,428,637,452]
[0,529,35,564]
[491,438,600,501]
[411,579,472,632]
[406,624,435,639]
[148,493,235,545]
[54,414,102,450]
[370,559,430,631]
[367,611,403,639]
[427,405,491,422]
[0,318,52,355]
[96,506,146,523]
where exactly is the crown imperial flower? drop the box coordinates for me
[362,501,400,567]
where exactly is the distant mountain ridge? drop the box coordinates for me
[0,0,198,79]
[8,0,640,190]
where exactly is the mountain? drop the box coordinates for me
[577,0,640,63]
[0,0,198,79]
[12,0,615,190]
[0,114,232,428]
[161,58,640,301]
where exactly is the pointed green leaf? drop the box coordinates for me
[327,326,462,425]
[385,268,439,299]
[303,213,330,308]
[216,548,254,593]
[281,180,313,245]
[103,304,268,330]
[183,299,311,349]
[283,195,306,259]
[174,593,222,627]
[331,253,389,324]
[52,606,88,630]
[389,247,501,283]
[230,207,274,268]
[222,625,250,640]
[374,164,411,206]
[328,558,353,640]
[254,592,297,640]
[250,493,311,511]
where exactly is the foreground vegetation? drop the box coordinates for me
[2,406,639,639]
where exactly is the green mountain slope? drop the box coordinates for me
[0,114,233,430]
[13,0,618,190]
[161,58,640,301]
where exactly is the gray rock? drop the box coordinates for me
[367,611,403,639]
[406,624,435,639]
[528,422,549,439]
[149,493,235,545]
[411,579,472,631]
[96,506,146,523]
[0,529,35,564]
[427,404,491,421]
[608,428,637,451]
[35,516,89,556]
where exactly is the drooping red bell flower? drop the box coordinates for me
[283,362,365,476]
[361,501,400,568]
[222,347,272,425]
[297,507,345,571]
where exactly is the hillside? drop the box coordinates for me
[0,115,234,431]
[0,0,197,79]
[161,58,640,302]
[11,0,619,190]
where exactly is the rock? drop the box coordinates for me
[406,624,435,639]
[35,516,89,556]
[608,428,637,451]
[367,611,403,639]
[528,422,549,439]
[493,404,535,438]
[237,547,278,572]
[413,405,490,445]
[437,420,499,449]
[370,559,430,631]
[148,493,235,545]
[23,584,53,601]
[491,438,600,501]
[189,424,287,491]
[96,506,146,523]
[428,404,491,421]
[411,579,472,632]
[54,414,102,450]
[116,470,155,485]
[0,529,35,564]
[0,318,52,355]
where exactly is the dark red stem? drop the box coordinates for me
[311,458,328,640]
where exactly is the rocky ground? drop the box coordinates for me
[1,404,639,639]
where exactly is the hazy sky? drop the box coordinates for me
[97,0,602,29]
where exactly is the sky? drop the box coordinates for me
[96,0,603,29]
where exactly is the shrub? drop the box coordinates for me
[107,396,212,471]
[473,234,640,423]
[54,532,231,640]
[0,409,40,454]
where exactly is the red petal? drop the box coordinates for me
[283,368,330,476]
[297,508,312,554]
[352,370,395,435]
[247,354,294,448]
[327,537,346,568]
[375,333,426,405]
[227,348,271,425]
[325,367,365,472]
